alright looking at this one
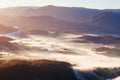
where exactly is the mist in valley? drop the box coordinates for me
[0,4,119,80]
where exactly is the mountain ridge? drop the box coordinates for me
[0,6,120,34]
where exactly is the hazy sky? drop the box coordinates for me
[0,0,119,9]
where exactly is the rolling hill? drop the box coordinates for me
[0,24,17,34]
[0,6,120,34]
[0,5,100,21]
[81,12,120,34]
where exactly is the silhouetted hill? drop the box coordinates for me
[0,60,77,80]
[0,59,119,80]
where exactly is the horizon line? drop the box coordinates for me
[0,5,120,10]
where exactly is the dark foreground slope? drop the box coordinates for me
[0,60,77,80]
[0,59,119,80]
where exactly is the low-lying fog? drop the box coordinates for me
[1,33,120,70]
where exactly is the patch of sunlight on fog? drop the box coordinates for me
[13,35,86,54]
[114,76,120,80]
[1,51,120,70]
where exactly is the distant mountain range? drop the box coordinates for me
[0,5,120,34]
[80,12,120,34]
[0,5,100,21]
